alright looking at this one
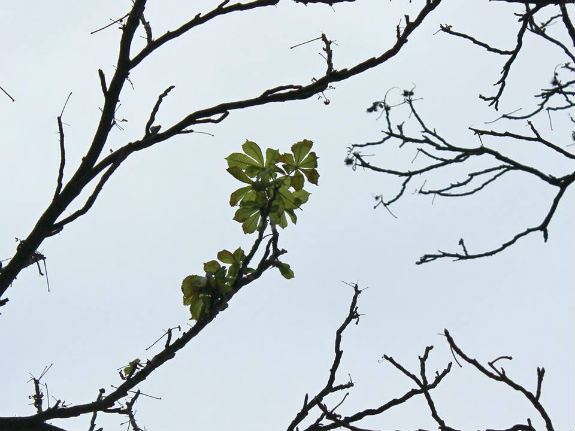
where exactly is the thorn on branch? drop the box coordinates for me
[458,238,469,256]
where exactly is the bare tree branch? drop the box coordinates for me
[286,282,360,431]
[444,329,554,431]
[347,2,574,264]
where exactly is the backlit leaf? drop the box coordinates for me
[243,212,260,234]
[182,275,206,297]
[265,148,280,167]
[303,168,319,185]
[291,140,313,165]
[245,165,263,178]
[286,209,297,224]
[293,189,310,206]
[291,170,305,191]
[229,185,251,206]
[227,166,253,184]
[204,260,220,273]
[242,140,264,166]
[299,152,318,169]
[233,248,245,261]
[234,206,257,223]
[278,262,294,279]
[226,152,260,169]
[217,250,235,264]
[278,153,295,169]
[189,295,206,320]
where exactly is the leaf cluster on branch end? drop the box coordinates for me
[181,140,319,320]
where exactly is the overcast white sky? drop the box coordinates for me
[0,1,573,430]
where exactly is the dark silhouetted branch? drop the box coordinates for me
[347,1,574,264]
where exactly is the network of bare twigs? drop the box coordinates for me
[0,1,569,430]
[347,1,575,264]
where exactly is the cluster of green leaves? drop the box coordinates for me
[181,140,318,320]
[226,139,319,233]
[182,248,246,320]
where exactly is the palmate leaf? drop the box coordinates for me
[278,140,320,186]
[292,139,313,165]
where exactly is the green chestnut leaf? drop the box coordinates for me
[242,140,265,167]
[226,152,260,169]
[204,260,220,273]
[243,212,260,234]
[278,262,294,279]
[182,275,206,297]
[233,247,245,262]
[217,249,235,264]
[265,148,280,167]
[227,166,253,184]
[229,185,251,207]
[299,152,318,169]
[189,295,206,320]
[286,208,297,224]
[303,168,320,185]
[291,139,313,165]
[291,170,305,191]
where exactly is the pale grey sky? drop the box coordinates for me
[0,1,573,430]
